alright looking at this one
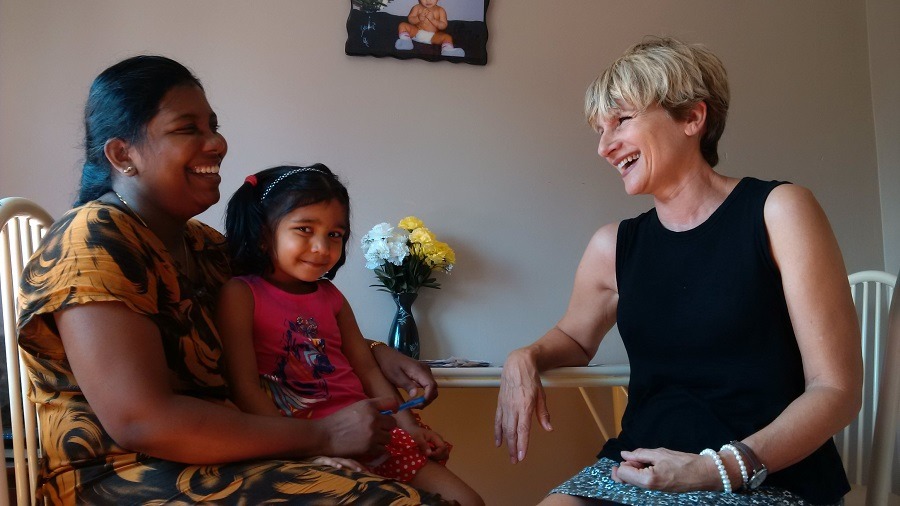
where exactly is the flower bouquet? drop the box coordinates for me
[361,216,455,358]
[361,216,455,294]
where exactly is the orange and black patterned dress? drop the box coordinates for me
[17,201,449,505]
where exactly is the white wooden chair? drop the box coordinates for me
[0,197,53,506]
[841,270,899,505]
[865,275,900,506]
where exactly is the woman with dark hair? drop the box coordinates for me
[17,55,449,504]
[495,38,861,505]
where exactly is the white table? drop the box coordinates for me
[432,365,630,440]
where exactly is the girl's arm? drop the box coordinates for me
[337,297,429,445]
[55,301,397,464]
[216,279,282,417]
[338,296,408,407]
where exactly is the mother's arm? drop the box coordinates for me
[56,302,396,464]
[369,339,439,405]
[495,222,620,463]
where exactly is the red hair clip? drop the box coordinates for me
[245,175,258,187]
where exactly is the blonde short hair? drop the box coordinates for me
[585,37,730,167]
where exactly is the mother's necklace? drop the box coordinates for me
[111,190,194,281]
[113,190,150,228]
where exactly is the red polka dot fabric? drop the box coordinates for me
[371,424,452,483]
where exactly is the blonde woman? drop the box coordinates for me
[495,38,860,505]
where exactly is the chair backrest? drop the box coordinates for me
[864,269,899,506]
[839,270,896,490]
[0,197,54,506]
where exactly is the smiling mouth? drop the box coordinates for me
[190,165,220,174]
[617,153,640,171]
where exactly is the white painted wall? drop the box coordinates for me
[867,0,900,277]
[1,0,892,503]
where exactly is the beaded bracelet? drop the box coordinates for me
[700,448,733,493]
[720,443,749,490]
[369,340,387,350]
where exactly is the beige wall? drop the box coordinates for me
[867,0,900,277]
[0,0,892,503]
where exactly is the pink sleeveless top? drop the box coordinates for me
[236,276,367,419]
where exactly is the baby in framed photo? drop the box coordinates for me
[395,0,466,57]
[346,0,489,65]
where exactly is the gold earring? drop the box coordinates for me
[123,166,135,174]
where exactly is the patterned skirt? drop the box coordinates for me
[549,458,824,505]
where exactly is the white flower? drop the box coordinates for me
[386,230,409,265]
[361,224,410,269]
[363,241,390,269]
[361,222,394,244]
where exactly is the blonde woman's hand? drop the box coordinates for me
[612,448,724,492]
[494,349,552,464]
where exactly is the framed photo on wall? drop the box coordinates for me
[346,0,489,65]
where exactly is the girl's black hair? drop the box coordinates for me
[76,55,203,206]
[225,164,351,280]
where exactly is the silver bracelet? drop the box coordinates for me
[701,448,733,493]
[720,443,749,489]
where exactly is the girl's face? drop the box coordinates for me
[266,199,348,293]
[128,84,227,221]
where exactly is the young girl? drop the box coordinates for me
[218,164,483,506]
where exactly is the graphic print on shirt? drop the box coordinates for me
[267,315,336,415]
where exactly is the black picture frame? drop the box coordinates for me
[346,0,489,66]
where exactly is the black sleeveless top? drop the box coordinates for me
[600,177,849,504]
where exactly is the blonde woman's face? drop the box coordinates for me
[595,102,696,196]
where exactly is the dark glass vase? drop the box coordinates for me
[388,292,419,359]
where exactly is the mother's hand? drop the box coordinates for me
[612,448,723,493]
[494,349,552,463]
[320,397,398,459]
[370,342,437,404]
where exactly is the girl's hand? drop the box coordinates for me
[398,421,450,461]
[311,456,365,473]
[612,448,724,493]
[397,416,432,456]
[420,427,450,461]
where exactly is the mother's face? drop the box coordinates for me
[129,84,227,220]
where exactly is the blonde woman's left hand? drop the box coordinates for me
[612,448,724,492]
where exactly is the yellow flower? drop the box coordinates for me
[398,216,425,231]
[409,227,435,246]
[421,240,455,269]
[437,241,456,265]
